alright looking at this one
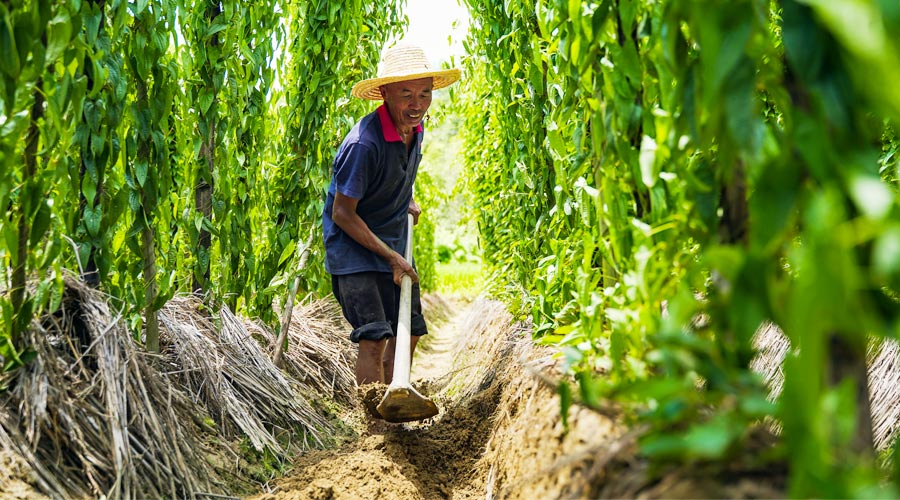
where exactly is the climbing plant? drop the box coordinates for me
[459,0,900,495]
[1,0,409,356]
[1,0,85,367]
[122,0,179,351]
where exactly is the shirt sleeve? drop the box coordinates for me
[333,142,376,200]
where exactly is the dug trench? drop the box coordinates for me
[249,296,786,500]
[251,296,522,499]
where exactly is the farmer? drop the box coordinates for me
[322,44,460,387]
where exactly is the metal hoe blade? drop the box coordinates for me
[377,385,439,423]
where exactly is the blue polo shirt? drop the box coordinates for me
[322,104,424,275]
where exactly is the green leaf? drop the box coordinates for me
[83,100,100,130]
[83,3,102,46]
[45,13,73,62]
[77,242,91,272]
[82,171,98,205]
[0,109,30,141]
[0,8,20,79]
[84,205,101,237]
[547,121,566,158]
[199,89,214,114]
[135,160,148,187]
[205,22,228,40]
[91,132,105,157]
[30,201,51,246]
[3,218,17,263]
[278,239,297,267]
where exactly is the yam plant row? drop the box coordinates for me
[456,0,900,496]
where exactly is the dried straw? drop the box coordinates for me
[869,339,900,450]
[750,322,791,395]
[1,277,364,499]
[438,297,624,500]
[752,324,900,450]
[0,279,216,499]
[435,298,532,400]
[250,298,357,406]
[158,296,335,453]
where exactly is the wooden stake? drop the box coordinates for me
[273,233,315,368]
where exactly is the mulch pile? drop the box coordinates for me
[0,278,356,499]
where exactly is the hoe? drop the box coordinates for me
[377,214,439,423]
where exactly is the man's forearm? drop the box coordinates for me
[333,208,399,264]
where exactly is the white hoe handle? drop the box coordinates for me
[389,214,415,389]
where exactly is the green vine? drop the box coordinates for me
[459,0,900,494]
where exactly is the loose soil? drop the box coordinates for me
[0,451,47,500]
[251,297,504,500]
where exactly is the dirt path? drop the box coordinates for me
[250,297,497,500]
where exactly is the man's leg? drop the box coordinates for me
[383,335,421,385]
[358,339,388,385]
[331,272,394,385]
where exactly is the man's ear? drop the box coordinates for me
[379,86,386,99]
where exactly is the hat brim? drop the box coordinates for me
[351,68,461,100]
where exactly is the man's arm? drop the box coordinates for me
[332,191,419,285]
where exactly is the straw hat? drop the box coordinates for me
[351,44,461,100]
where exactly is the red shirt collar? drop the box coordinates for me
[377,104,423,142]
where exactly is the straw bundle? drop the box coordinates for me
[0,278,372,498]
[869,339,900,450]
[436,298,532,399]
[159,296,335,453]
[250,299,358,406]
[751,324,900,450]
[750,322,791,395]
[0,279,218,499]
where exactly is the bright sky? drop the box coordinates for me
[394,0,471,66]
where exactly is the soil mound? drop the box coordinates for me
[253,298,619,499]
[256,385,498,500]
[255,298,507,500]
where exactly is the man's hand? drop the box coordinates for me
[408,198,421,225]
[389,252,419,285]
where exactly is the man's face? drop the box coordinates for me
[380,77,433,132]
